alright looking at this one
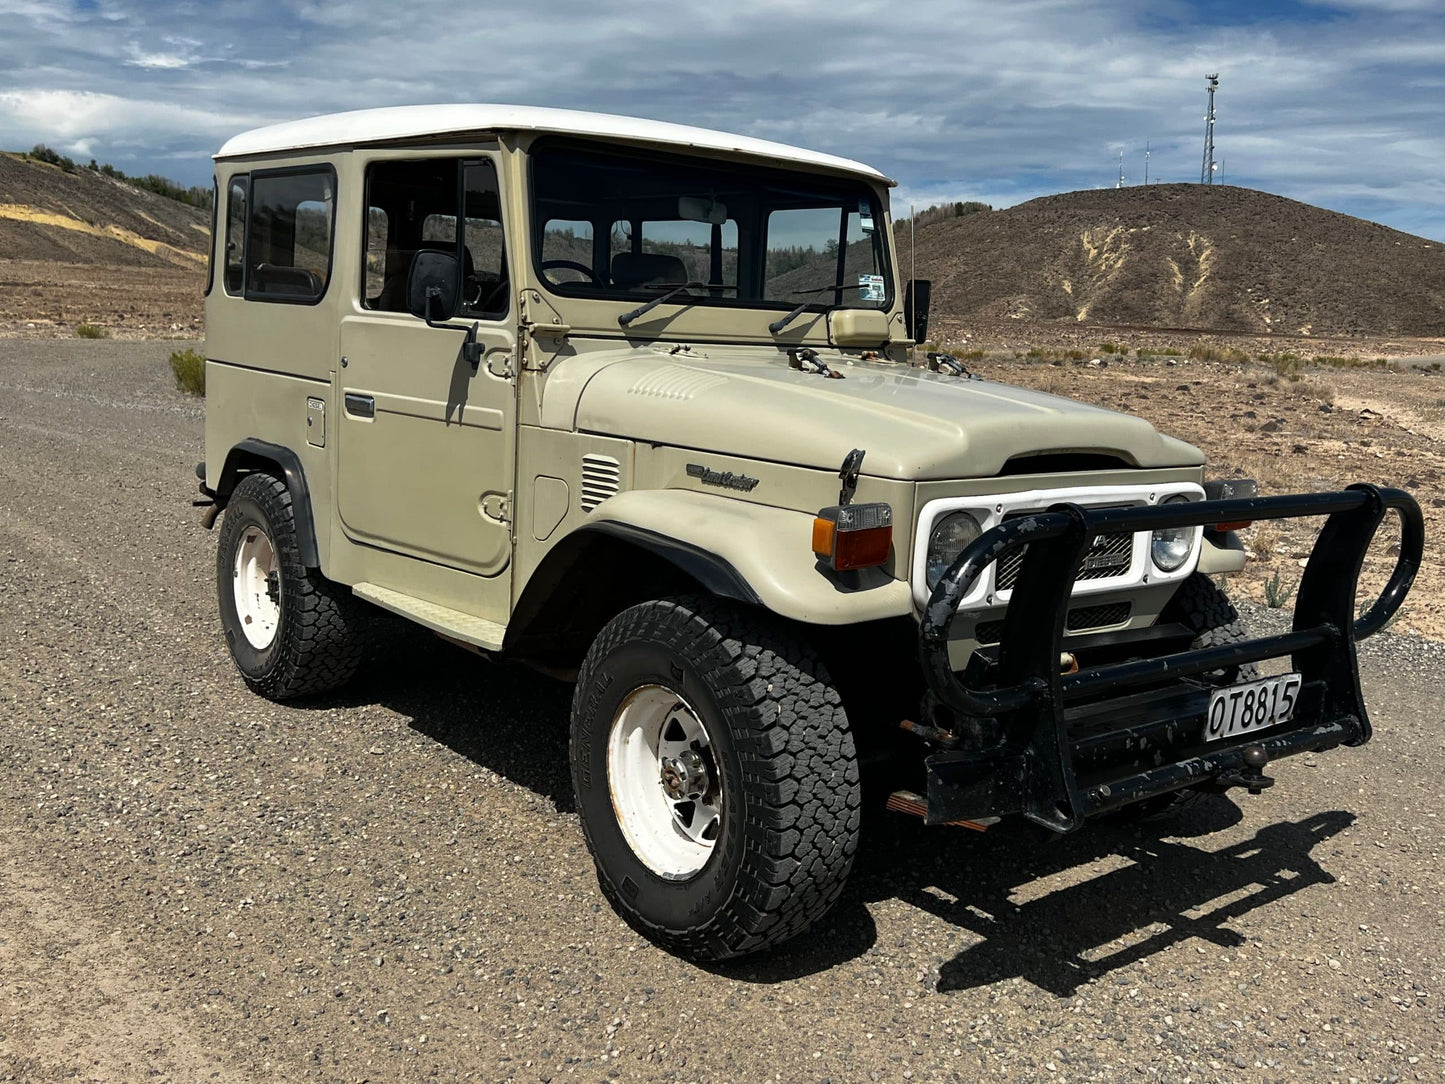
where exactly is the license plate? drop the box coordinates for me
[1204,673,1303,742]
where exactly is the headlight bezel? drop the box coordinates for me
[925,510,983,590]
[1150,493,1196,572]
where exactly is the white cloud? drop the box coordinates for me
[0,0,1440,239]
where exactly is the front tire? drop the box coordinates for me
[217,472,367,700]
[570,596,861,960]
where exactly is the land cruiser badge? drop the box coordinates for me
[686,463,760,492]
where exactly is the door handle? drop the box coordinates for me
[344,393,375,419]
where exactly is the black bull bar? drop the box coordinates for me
[917,484,1423,831]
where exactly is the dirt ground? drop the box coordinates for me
[0,260,204,338]
[2,340,1443,1084]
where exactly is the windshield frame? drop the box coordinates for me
[525,137,894,325]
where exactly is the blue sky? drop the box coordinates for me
[1,0,1442,239]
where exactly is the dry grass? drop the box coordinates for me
[74,322,107,339]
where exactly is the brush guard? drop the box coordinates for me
[918,484,1423,831]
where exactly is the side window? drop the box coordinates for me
[224,176,247,295]
[540,220,594,284]
[245,168,335,303]
[205,178,218,296]
[363,157,508,318]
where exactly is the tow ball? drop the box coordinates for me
[1217,743,1274,795]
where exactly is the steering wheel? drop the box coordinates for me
[541,259,600,285]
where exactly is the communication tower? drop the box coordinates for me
[1201,74,1219,184]
[1144,141,1151,185]
[1116,149,1125,188]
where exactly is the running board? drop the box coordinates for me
[352,582,506,652]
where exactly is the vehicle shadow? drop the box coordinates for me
[339,622,1354,993]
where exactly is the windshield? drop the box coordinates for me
[530,142,891,318]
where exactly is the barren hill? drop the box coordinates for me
[896,185,1445,337]
[0,152,208,269]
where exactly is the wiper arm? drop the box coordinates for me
[618,281,737,327]
[768,282,869,335]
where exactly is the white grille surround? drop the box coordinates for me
[910,482,1206,612]
[580,454,622,512]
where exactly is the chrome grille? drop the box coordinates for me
[994,511,1135,591]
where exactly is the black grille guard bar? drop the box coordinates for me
[916,484,1423,830]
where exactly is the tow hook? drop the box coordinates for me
[1218,743,1275,795]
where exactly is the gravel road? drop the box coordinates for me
[1,340,1442,1084]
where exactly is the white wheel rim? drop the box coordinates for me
[232,524,280,650]
[606,685,723,881]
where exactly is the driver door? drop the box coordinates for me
[337,155,516,591]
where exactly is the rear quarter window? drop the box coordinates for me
[244,167,337,304]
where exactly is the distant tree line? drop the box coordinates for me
[23,144,213,210]
[897,201,992,229]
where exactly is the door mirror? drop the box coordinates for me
[904,279,932,343]
[408,249,461,325]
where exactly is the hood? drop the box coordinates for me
[556,350,1204,480]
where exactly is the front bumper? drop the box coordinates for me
[916,484,1424,831]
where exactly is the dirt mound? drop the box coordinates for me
[0,152,209,269]
[897,185,1445,337]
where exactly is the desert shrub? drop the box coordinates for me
[1099,341,1120,355]
[74,323,108,339]
[1250,525,1279,559]
[1268,353,1304,378]
[1264,571,1296,609]
[1187,343,1250,364]
[169,348,206,396]
[1295,378,1335,403]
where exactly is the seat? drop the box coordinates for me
[611,251,688,289]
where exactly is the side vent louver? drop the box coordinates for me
[580,454,621,512]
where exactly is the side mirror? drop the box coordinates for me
[904,279,932,344]
[408,250,461,325]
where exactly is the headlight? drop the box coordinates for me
[1151,494,1194,572]
[926,511,983,589]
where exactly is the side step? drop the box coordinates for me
[352,582,506,652]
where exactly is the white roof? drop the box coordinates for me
[214,104,893,185]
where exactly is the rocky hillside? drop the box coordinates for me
[896,185,1445,337]
[0,152,208,269]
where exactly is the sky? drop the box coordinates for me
[1,0,1442,240]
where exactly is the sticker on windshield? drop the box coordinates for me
[859,199,875,233]
[858,274,885,302]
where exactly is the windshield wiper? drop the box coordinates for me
[617,282,738,327]
[768,282,870,335]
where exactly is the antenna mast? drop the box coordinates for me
[1116,148,1126,188]
[1201,73,1219,184]
[1144,140,1150,185]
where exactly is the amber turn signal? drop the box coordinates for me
[813,502,893,571]
[1213,520,1253,532]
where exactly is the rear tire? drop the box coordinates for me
[570,596,861,960]
[217,472,367,700]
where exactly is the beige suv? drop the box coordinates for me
[198,105,1422,961]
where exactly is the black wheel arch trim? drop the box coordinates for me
[505,522,763,653]
[215,438,320,567]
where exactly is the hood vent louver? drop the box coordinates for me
[580,454,621,512]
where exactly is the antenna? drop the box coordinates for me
[1116,149,1125,188]
[1201,73,1219,184]
[1144,141,1151,185]
[910,203,915,329]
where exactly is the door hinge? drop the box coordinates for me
[481,492,512,526]
[518,289,570,370]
